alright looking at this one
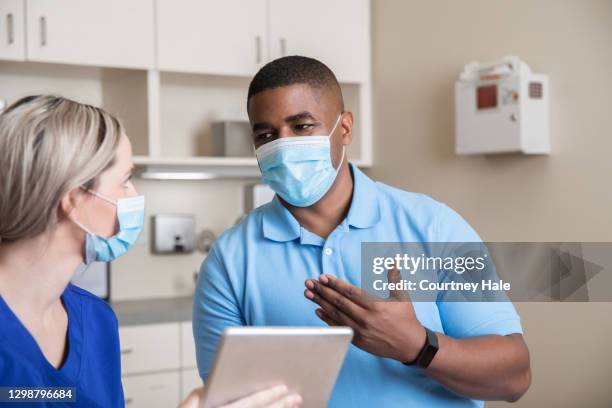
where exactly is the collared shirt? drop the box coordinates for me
[193,163,522,408]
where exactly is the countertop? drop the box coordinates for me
[111,296,193,327]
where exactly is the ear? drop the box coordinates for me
[340,111,354,146]
[58,187,86,220]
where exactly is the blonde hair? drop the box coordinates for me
[0,95,124,243]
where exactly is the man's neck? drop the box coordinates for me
[282,162,354,239]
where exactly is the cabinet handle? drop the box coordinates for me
[255,35,262,63]
[120,348,134,355]
[280,37,286,57]
[6,13,14,45]
[39,16,46,46]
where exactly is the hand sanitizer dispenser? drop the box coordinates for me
[455,56,550,155]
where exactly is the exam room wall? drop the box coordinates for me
[369,0,612,407]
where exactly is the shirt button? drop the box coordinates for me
[324,248,333,256]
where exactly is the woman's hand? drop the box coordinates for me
[178,384,302,408]
[178,387,205,408]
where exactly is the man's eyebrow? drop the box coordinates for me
[252,112,317,132]
[253,122,274,132]
[285,111,316,122]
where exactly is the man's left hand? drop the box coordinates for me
[304,268,426,363]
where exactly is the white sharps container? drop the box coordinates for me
[455,56,550,155]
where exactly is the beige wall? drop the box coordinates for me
[370,0,612,406]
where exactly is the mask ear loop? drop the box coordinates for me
[329,113,343,138]
[336,145,346,171]
[68,205,96,236]
[329,113,346,170]
[69,187,116,236]
[253,142,263,174]
[79,186,117,206]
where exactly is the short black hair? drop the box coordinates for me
[247,55,343,109]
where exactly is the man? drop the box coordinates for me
[193,56,531,407]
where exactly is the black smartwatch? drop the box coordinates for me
[403,327,439,368]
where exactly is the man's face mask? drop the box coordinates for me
[71,189,145,264]
[255,114,344,207]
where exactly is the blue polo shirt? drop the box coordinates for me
[193,163,522,407]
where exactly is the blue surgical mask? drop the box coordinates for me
[255,115,344,207]
[71,189,145,264]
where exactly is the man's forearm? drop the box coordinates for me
[421,333,531,402]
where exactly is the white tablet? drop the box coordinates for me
[200,326,353,408]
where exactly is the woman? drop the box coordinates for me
[0,95,302,408]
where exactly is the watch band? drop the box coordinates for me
[403,327,439,368]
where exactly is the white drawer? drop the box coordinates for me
[123,371,180,408]
[180,368,203,401]
[119,322,180,375]
[180,321,197,368]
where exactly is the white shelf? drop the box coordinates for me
[133,156,260,179]
[134,155,370,168]
[133,155,257,167]
[132,155,370,180]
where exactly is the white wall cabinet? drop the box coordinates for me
[25,0,155,69]
[268,0,370,83]
[0,0,373,175]
[157,0,267,76]
[157,0,370,83]
[0,0,26,61]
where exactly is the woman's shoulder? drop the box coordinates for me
[65,283,118,328]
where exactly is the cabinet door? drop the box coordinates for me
[157,0,267,76]
[0,0,26,60]
[25,0,155,69]
[269,0,370,83]
[123,372,180,408]
[180,321,197,368]
[119,323,181,375]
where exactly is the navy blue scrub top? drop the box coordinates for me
[0,283,124,407]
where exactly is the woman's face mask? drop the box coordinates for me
[255,114,345,207]
[71,189,145,264]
